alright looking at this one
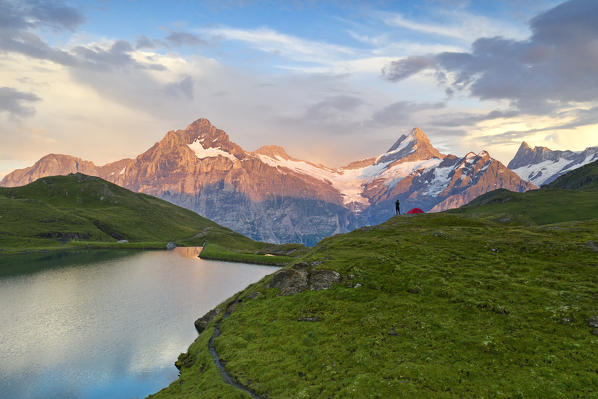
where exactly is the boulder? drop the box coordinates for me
[310,270,341,290]
[194,307,222,334]
[166,242,176,250]
[267,269,308,296]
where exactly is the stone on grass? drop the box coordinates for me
[267,269,308,296]
[310,270,340,290]
[194,307,222,334]
[587,316,598,328]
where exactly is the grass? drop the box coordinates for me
[150,212,598,398]
[0,173,304,265]
[450,188,598,225]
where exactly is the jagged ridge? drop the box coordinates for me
[1,118,536,244]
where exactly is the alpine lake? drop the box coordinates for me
[0,248,277,399]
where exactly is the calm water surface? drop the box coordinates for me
[0,249,277,399]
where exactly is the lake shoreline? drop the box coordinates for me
[0,243,294,268]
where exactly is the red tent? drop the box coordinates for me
[407,208,424,214]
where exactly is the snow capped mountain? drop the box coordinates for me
[1,118,535,244]
[508,142,598,186]
[251,127,446,210]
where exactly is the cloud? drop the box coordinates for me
[0,87,40,117]
[378,9,527,42]
[0,1,166,72]
[367,100,445,128]
[380,12,467,40]
[276,94,367,132]
[305,95,365,121]
[381,56,437,82]
[135,35,156,49]
[203,27,354,63]
[163,75,194,99]
[382,0,598,114]
[71,40,167,71]
[165,31,206,47]
[483,105,598,146]
[0,0,84,31]
[429,109,521,127]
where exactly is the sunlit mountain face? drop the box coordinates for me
[0,0,596,183]
[2,119,535,245]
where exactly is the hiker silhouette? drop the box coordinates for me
[395,199,401,215]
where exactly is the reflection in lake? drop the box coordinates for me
[0,250,277,399]
[172,246,203,259]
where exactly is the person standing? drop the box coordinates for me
[395,199,401,215]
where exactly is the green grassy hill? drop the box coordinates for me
[0,173,304,264]
[149,164,598,398]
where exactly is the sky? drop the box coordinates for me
[1,0,597,177]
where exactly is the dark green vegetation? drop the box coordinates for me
[0,174,304,265]
[150,164,598,398]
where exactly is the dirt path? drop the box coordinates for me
[208,296,263,399]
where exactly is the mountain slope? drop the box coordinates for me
[1,119,536,244]
[149,212,598,398]
[546,159,598,190]
[0,173,303,264]
[508,141,598,186]
[452,159,598,224]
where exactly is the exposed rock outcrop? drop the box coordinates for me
[194,306,223,334]
[267,262,340,295]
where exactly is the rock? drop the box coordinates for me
[310,270,340,290]
[194,307,222,334]
[388,328,399,336]
[166,242,176,250]
[587,316,598,328]
[246,291,261,300]
[175,352,196,370]
[560,317,573,325]
[291,262,310,271]
[587,241,598,252]
[354,283,362,288]
[267,268,308,296]
[117,239,128,244]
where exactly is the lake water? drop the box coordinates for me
[0,249,277,399]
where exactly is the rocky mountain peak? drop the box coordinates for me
[509,140,598,186]
[253,145,292,160]
[376,127,442,165]
[508,141,557,169]
[182,118,232,147]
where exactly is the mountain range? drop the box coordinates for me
[1,118,536,244]
[508,141,598,186]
